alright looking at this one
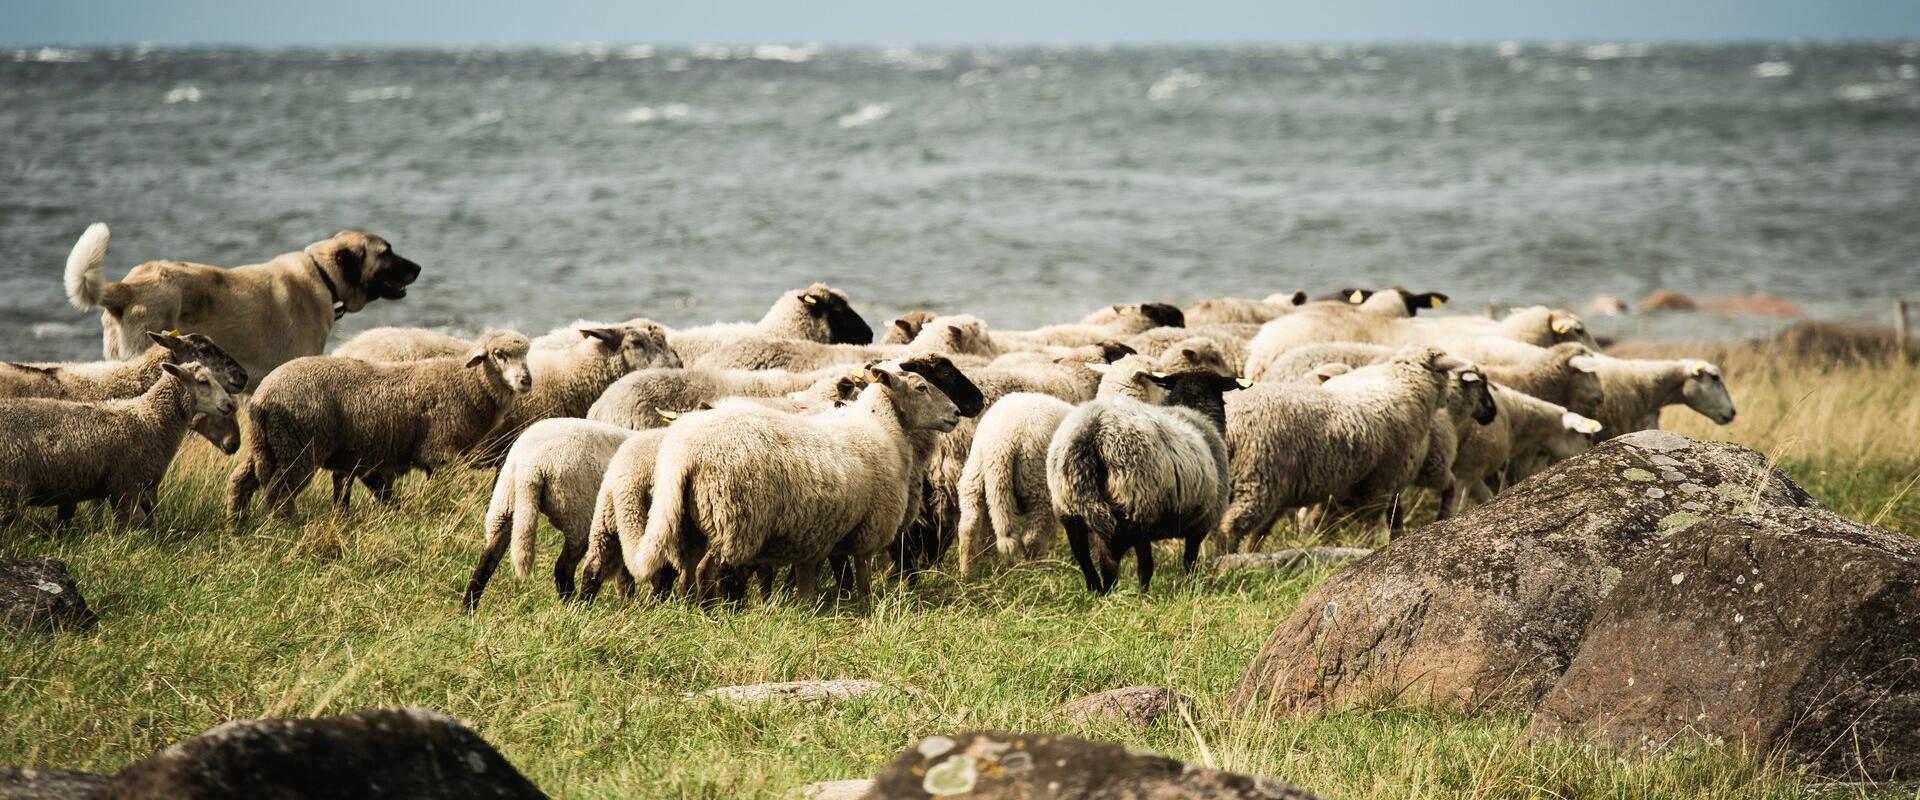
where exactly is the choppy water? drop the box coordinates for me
[4,42,1919,361]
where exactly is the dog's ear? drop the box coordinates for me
[328,234,366,284]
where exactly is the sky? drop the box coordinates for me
[5,0,1918,46]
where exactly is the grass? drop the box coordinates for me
[3,347,1919,798]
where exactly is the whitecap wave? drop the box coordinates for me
[346,86,413,103]
[1147,69,1204,101]
[619,103,691,124]
[163,85,205,104]
[836,103,891,128]
[1752,61,1794,78]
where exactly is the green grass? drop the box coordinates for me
[4,440,1917,799]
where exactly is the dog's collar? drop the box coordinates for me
[308,255,347,320]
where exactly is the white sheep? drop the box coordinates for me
[461,417,639,610]
[1244,302,1594,380]
[662,283,874,362]
[1218,346,1459,551]
[0,363,235,530]
[1182,291,1307,325]
[1589,355,1736,438]
[332,327,474,361]
[226,330,533,523]
[1126,324,1260,373]
[1445,384,1603,515]
[573,426,673,603]
[588,366,846,430]
[954,392,1074,578]
[1046,370,1246,593]
[690,314,994,371]
[988,303,1185,352]
[631,367,960,603]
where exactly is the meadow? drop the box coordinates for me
[3,342,1918,799]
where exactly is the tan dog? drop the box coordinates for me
[63,224,421,388]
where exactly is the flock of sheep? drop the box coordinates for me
[1,228,1743,609]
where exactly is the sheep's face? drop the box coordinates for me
[149,331,249,393]
[881,311,937,345]
[1562,351,1607,416]
[191,412,241,455]
[874,369,960,433]
[162,362,237,418]
[1681,361,1736,424]
[1453,367,1497,425]
[1082,303,1185,332]
[1547,310,1599,348]
[1367,287,1449,316]
[469,332,533,394]
[1549,412,1604,460]
[1156,338,1231,376]
[1262,290,1309,307]
[919,316,995,357]
[1090,355,1165,402]
[794,284,873,345]
[893,354,985,417]
[586,322,681,372]
[1145,371,1251,432]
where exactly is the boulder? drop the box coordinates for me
[1233,432,1814,716]
[1211,548,1370,575]
[1697,292,1804,318]
[1636,290,1698,312]
[862,731,1318,799]
[1052,686,1192,729]
[0,558,96,633]
[0,767,109,799]
[1526,507,1920,779]
[697,679,884,705]
[98,707,546,799]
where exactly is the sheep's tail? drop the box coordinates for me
[632,458,688,585]
[505,470,543,579]
[1055,416,1116,536]
[64,223,110,311]
[982,438,1023,554]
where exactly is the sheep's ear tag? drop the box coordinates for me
[1151,371,1168,378]
[1459,371,1481,382]
[1688,361,1709,377]
[1235,377,1253,388]
[1552,318,1574,334]
[657,409,680,422]
[1430,297,1446,309]
[802,294,818,306]
[1348,290,1365,304]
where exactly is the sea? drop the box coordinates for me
[4,42,1919,361]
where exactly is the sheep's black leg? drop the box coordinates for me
[1063,516,1101,592]
[55,503,76,528]
[1183,534,1204,574]
[553,536,586,602]
[1133,538,1155,592]
[463,519,513,612]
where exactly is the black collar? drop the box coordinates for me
[310,255,347,320]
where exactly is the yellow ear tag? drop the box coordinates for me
[657,409,679,422]
[1348,290,1364,304]
[1430,297,1446,309]
[802,295,818,305]
[1552,319,1573,334]
[1150,371,1167,378]
[1235,377,1253,388]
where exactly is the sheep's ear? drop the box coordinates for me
[146,330,177,347]
[893,319,914,333]
[1686,360,1715,377]
[1568,355,1601,374]
[465,350,488,369]
[1457,370,1482,383]
[1563,412,1603,434]
[1144,371,1177,388]
[160,362,186,379]
[1312,363,1351,383]
[1289,290,1308,306]
[1180,348,1197,360]
[1432,354,1467,372]
[580,327,622,346]
[1086,362,1115,375]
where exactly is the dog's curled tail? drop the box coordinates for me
[64,223,110,310]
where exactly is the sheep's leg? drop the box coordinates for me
[553,533,587,602]
[1133,539,1155,592]
[1217,493,1276,555]
[55,503,76,528]
[330,470,353,510]
[225,461,258,527]
[1062,516,1102,593]
[462,511,515,612]
[108,493,142,533]
[850,554,873,602]
[1438,483,1462,520]
[1182,533,1204,574]
[578,520,623,604]
[691,550,727,606]
[792,560,821,607]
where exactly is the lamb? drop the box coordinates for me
[1046,370,1246,593]
[664,283,874,362]
[574,426,674,603]
[630,367,960,603]
[478,322,680,452]
[461,417,640,610]
[691,314,994,371]
[988,303,1184,351]
[1182,291,1307,325]
[1243,302,1593,380]
[955,393,1074,578]
[0,331,248,402]
[1444,385,1603,516]
[1217,346,1460,552]
[226,330,533,523]
[0,362,236,530]
[1588,355,1736,439]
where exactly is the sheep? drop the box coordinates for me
[984,340,1136,369]
[226,330,533,523]
[1256,343,1498,524]
[0,362,236,530]
[1046,370,1247,593]
[664,283,874,362]
[955,393,1074,578]
[1589,355,1736,439]
[478,322,680,452]
[0,331,248,402]
[1182,291,1307,325]
[574,426,674,603]
[332,327,473,361]
[1443,340,1607,417]
[1243,302,1593,380]
[1217,346,1460,552]
[1444,385,1603,516]
[1127,324,1260,373]
[690,314,994,371]
[461,417,639,610]
[988,303,1184,351]
[879,310,940,344]
[587,366,850,430]
[630,367,960,603]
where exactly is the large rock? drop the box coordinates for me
[0,558,96,633]
[1526,507,1920,779]
[98,707,546,799]
[1233,432,1814,716]
[0,767,109,799]
[1052,686,1192,729]
[1211,548,1370,575]
[862,731,1318,799]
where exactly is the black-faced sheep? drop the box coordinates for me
[1046,370,1246,593]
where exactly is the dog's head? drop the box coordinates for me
[309,231,422,313]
